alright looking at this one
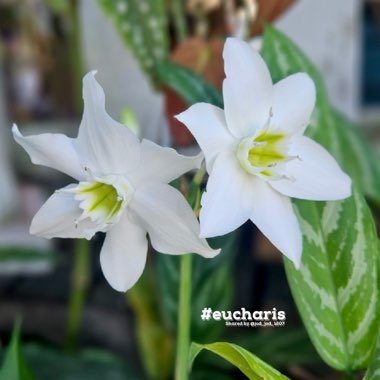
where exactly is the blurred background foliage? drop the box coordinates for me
[0,0,380,379]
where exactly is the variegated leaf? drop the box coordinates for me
[262,26,380,371]
[98,0,169,81]
[286,193,378,370]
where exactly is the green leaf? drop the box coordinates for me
[261,25,380,371]
[156,61,223,107]
[261,25,380,204]
[23,344,140,380]
[190,342,290,380]
[0,323,37,380]
[284,193,379,370]
[98,0,169,82]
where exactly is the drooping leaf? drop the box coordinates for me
[0,323,37,380]
[156,61,223,107]
[98,0,169,82]
[190,342,290,380]
[261,25,380,204]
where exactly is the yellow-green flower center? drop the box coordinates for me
[73,176,132,227]
[237,129,289,179]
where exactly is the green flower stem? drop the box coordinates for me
[175,253,192,380]
[171,0,188,43]
[193,164,206,186]
[64,239,91,352]
[68,0,85,116]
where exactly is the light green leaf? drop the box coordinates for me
[98,0,169,82]
[190,342,290,380]
[262,26,380,371]
[156,61,223,107]
[0,323,37,380]
[261,25,380,204]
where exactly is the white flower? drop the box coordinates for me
[13,71,219,291]
[176,38,351,267]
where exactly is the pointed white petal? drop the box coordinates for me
[272,73,316,135]
[77,71,140,175]
[270,136,352,200]
[30,185,98,239]
[250,180,302,267]
[12,124,86,180]
[129,139,203,187]
[130,182,219,258]
[199,152,253,238]
[223,38,273,138]
[175,103,235,171]
[100,215,147,292]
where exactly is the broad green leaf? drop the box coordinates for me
[156,61,223,107]
[98,0,169,82]
[261,25,380,204]
[126,266,174,380]
[190,342,290,380]
[0,324,37,380]
[285,193,379,370]
[23,344,140,380]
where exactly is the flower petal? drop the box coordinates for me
[223,38,273,138]
[175,103,235,171]
[272,73,316,135]
[199,152,254,238]
[76,71,140,175]
[100,215,147,292]
[270,136,352,200]
[12,124,86,180]
[30,185,98,239]
[250,180,302,267]
[130,182,219,258]
[129,139,203,187]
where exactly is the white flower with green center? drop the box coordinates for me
[13,71,219,291]
[176,38,351,267]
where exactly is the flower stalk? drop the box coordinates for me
[175,253,192,380]
[64,239,91,352]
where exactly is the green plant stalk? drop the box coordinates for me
[64,239,90,352]
[171,0,188,43]
[175,253,192,380]
[68,0,85,115]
